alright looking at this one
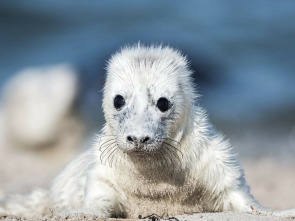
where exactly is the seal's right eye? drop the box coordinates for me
[156,97,170,112]
[114,95,125,110]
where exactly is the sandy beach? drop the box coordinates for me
[0,212,294,221]
[1,154,294,221]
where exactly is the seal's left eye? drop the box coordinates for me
[156,97,170,112]
[114,95,125,110]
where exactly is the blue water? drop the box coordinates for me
[0,0,295,125]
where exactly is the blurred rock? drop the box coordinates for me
[1,64,82,150]
[0,64,84,195]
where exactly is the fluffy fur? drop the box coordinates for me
[1,45,294,218]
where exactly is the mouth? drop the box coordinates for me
[129,150,146,156]
[122,145,158,156]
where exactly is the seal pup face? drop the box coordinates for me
[102,45,196,157]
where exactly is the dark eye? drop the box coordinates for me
[114,95,125,110]
[156,97,170,112]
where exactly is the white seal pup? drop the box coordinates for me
[1,45,295,218]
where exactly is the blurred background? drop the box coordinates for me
[0,0,294,211]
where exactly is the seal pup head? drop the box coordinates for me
[102,45,196,157]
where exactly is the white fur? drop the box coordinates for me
[1,45,294,218]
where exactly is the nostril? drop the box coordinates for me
[142,137,150,144]
[127,136,134,142]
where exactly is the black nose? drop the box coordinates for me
[127,136,136,143]
[126,136,150,144]
[141,137,150,143]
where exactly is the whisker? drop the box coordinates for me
[157,148,170,170]
[166,136,182,145]
[163,143,182,166]
[108,148,119,168]
[99,139,116,151]
[100,142,117,163]
[101,145,117,166]
[163,142,183,159]
[160,146,174,169]
[104,146,119,166]
[158,137,181,146]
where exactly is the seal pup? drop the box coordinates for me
[1,45,295,218]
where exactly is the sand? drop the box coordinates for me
[1,151,294,221]
[243,158,295,210]
[1,212,294,221]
